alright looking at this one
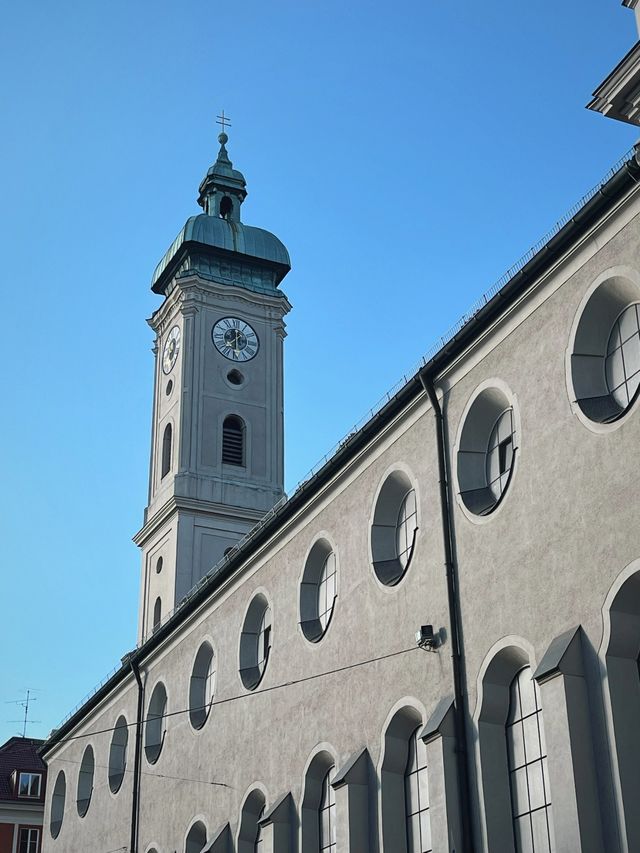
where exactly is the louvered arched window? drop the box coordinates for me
[161,423,172,478]
[222,415,245,466]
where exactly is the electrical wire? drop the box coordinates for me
[53,753,232,789]
[49,645,421,747]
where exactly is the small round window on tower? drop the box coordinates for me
[227,369,244,386]
[165,379,173,396]
[155,556,163,574]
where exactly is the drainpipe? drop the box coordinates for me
[127,654,144,853]
[419,370,475,853]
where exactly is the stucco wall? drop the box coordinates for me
[42,184,640,853]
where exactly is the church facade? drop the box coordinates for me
[41,7,640,853]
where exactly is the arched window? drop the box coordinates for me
[381,705,431,853]
[301,750,336,853]
[185,820,207,853]
[405,729,431,853]
[604,565,640,848]
[506,667,553,851]
[478,645,556,851]
[238,789,266,853]
[319,768,336,853]
[153,597,162,632]
[161,423,172,478]
[220,195,233,219]
[222,415,245,466]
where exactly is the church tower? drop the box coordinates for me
[134,129,291,641]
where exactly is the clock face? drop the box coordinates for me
[162,326,181,374]
[212,317,259,362]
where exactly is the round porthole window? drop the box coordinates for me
[227,369,244,386]
[457,386,517,516]
[239,594,272,690]
[76,745,94,817]
[570,274,640,424]
[144,682,167,764]
[300,539,338,641]
[189,642,216,730]
[50,771,66,839]
[108,715,128,794]
[371,471,418,586]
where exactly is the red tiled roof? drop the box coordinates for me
[0,737,46,801]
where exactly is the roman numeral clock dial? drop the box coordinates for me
[212,317,259,362]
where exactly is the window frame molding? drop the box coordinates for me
[76,743,95,818]
[107,711,129,797]
[17,771,42,799]
[144,678,169,766]
[160,418,174,480]
[368,463,421,592]
[17,825,40,853]
[183,816,208,853]
[300,743,338,853]
[452,378,521,525]
[298,532,339,645]
[566,265,640,433]
[219,410,252,473]
[236,783,268,853]
[377,697,428,853]
[49,769,66,840]
[238,589,273,691]
[472,636,536,852]
[188,636,217,732]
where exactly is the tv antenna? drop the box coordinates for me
[5,689,41,737]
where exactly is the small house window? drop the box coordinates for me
[18,772,41,798]
[161,423,172,478]
[18,828,39,853]
[222,415,245,466]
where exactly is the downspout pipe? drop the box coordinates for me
[419,370,475,853]
[127,654,144,853]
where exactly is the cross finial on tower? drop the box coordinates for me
[216,110,232,141]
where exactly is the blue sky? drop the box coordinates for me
[1,0,637,743]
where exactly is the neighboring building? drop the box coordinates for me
[0,738,46,853]
[40,6,640,853]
